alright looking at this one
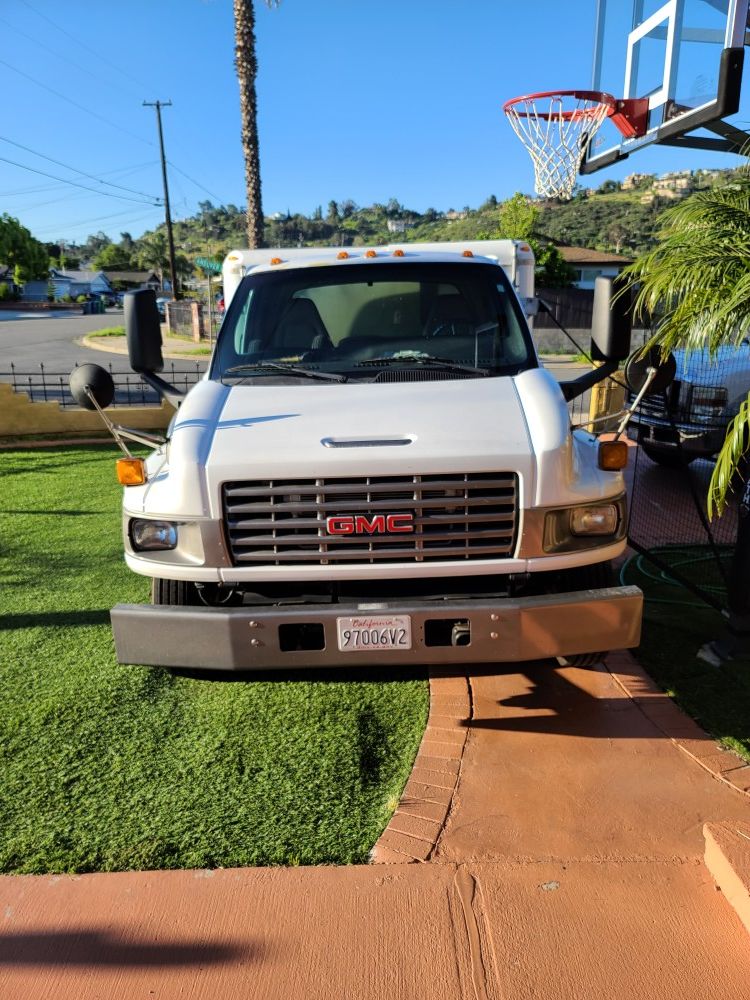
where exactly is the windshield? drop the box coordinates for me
[210,261,535,381]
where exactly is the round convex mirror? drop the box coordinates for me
[623,347,676,396]
[69,364,115,410]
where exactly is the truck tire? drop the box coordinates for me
[641,441,697,468]
[558,560,614,667]
[151,578,199,606]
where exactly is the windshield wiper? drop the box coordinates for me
[223,363,347,383]
[355,353,490,376]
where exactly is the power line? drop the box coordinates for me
[0,58,154,149]
[0,16,141,102]
[0,155,160,206]
[18,0,150,97]
[33,206,163,238]
[167,160,224,203]
[0,136,160,201]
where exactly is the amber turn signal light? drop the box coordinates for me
[598,440,628,470]
[336,251,349,259]
[270,256,283,265]
[116,457,147,486]
[365,249,377,258]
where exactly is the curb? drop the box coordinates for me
[78,334,210,361]
[370,670,471,864]
[606,649,750,798]
[704,821,750,935]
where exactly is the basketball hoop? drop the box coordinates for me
[503,90,648,200]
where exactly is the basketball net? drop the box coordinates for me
[504,93,612,200]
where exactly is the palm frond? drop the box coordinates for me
[709,393,750,517]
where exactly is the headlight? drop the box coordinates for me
[570,505,619,536]
[130,519,179,551]
[543,497,625,553]
[690,385,727,425]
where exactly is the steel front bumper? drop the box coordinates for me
[111,586,642,671]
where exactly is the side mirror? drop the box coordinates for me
[125,289,164,374]
[624,347,676,395]
[591,276,632,362]
[69,364,115,410]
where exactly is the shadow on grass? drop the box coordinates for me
[168,665,429,684]
[0,610,111,630]
[0,929,251,967]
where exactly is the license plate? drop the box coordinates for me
[336,615,412,652]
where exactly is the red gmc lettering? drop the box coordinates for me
[386,514,414,533]
[325,514,414,535]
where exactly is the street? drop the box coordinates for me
[0,308,209,376]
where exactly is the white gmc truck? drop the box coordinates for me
[72,240,642,672]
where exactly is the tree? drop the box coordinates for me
[622,176,750,514]
[496,192,538,241]
[93,242,135,271]
[137,233,169,285]
[0,215,48,282]
[534,244,575,288]
[234,0,280,248]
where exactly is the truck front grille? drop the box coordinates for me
[222,473,518,566]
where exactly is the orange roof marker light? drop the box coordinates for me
[462,249,474,257]
[337,251,350,260]
[365,250,377,258]
[393,249,405,257]
[270,257,283,266]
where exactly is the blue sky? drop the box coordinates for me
[1,0,747,247]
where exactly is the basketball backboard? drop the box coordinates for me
[581,0,750,174]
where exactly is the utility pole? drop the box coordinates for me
[143,99,179,299]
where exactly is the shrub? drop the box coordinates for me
[0,282,11,302]
[61,294,73,303]
[75,295,87,303]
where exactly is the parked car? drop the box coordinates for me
[628,340,750,466]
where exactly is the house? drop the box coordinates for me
[49,269,113,300]
[556,246,632,289]
[621,172,654,190]
[386,219,412,234]
[102,270,161,291]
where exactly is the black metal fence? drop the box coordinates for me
[0,362,205,408]
[625,343,750,613]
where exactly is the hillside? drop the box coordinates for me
[43,166,743,279]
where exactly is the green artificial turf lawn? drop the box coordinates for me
[0,446,428,873]
[621,547,750,763]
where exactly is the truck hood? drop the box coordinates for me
[135,369,616,519]
[202,376,535,516]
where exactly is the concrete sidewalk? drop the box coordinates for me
[2,653,749,999]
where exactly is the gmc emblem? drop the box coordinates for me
[326,513,414,535]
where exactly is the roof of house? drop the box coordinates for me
[556,246,633,266]
[50,269,112,284]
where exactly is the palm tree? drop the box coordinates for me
[622,175,750,515]
[234,0,280,249]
